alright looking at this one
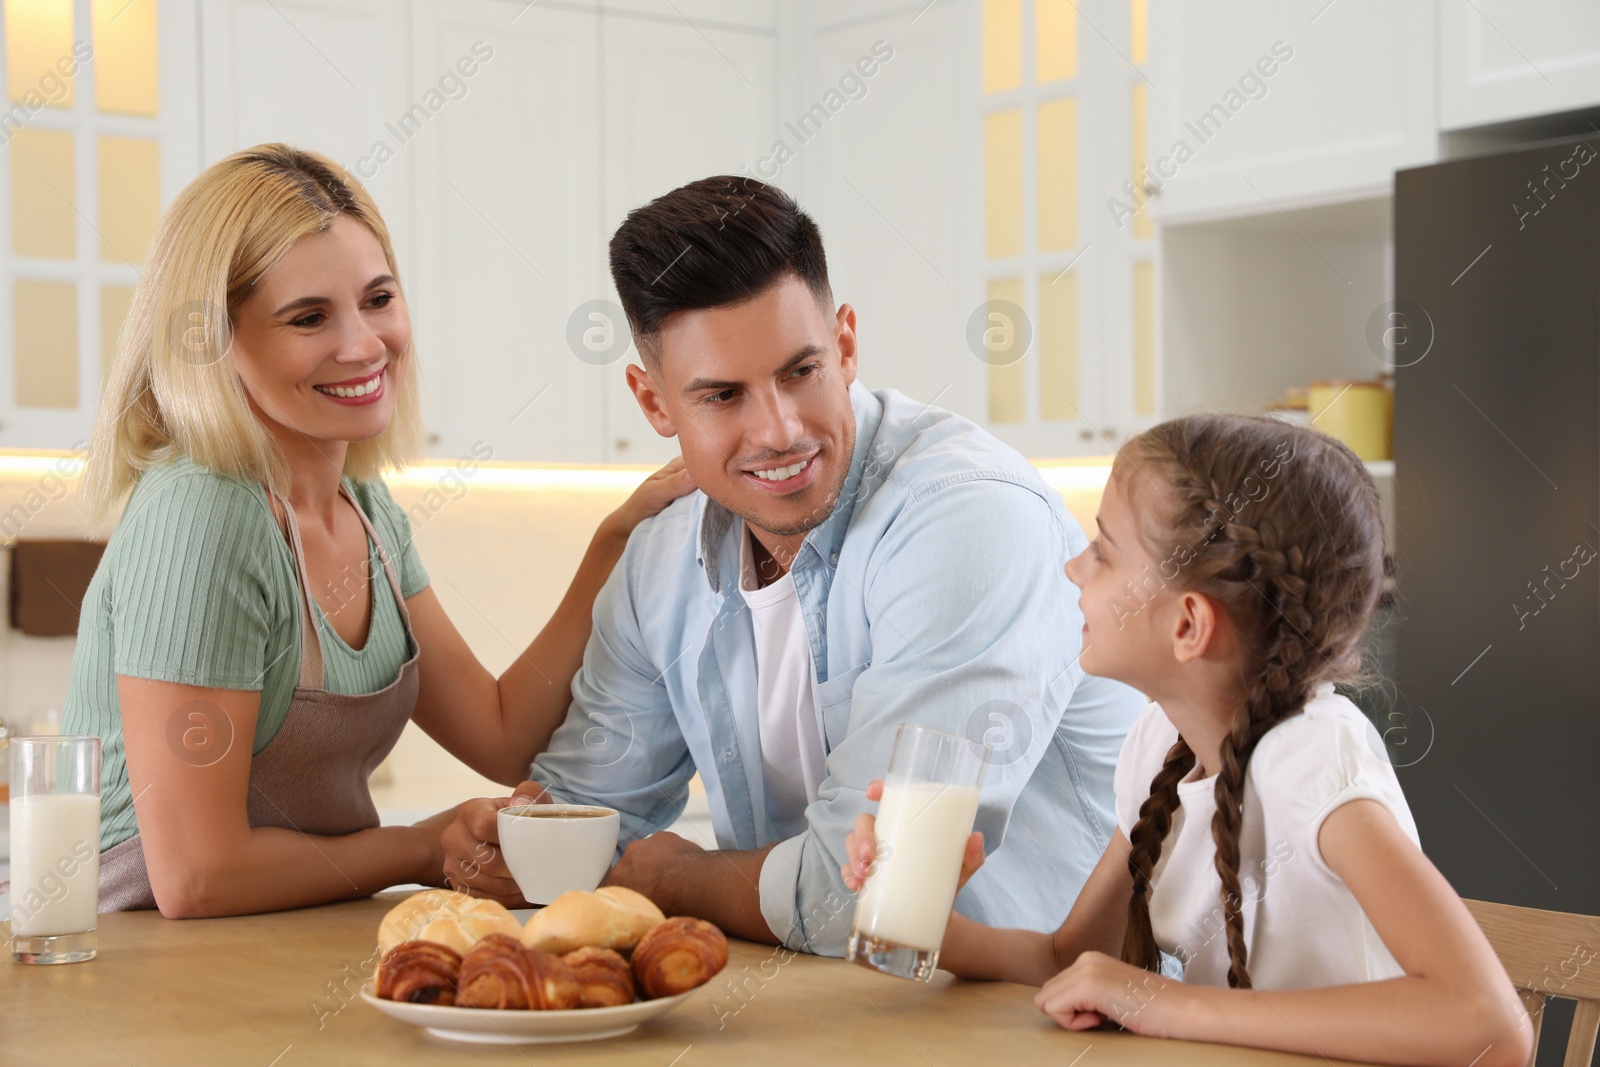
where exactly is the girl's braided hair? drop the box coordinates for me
[1117,414,1385,988]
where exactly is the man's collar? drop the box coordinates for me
[696,382,884,594]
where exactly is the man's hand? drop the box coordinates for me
[609,832,777,943]
[439,780,548,906]
[601,830,706,902]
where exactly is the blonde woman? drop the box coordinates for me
[63,144,692,918]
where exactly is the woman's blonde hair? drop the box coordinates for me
[83,143,423,518]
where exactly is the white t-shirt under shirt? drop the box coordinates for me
[1113,683,1420,990]
[739,525,829,840]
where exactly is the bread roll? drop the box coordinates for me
[596,886,665,922]
[377,889,523,956]
[520,887,666,956]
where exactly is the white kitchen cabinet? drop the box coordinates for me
[200,0,413,275]
[1440,0,1600,130]
[594,1,980,462]
[1145,0,1435,222]
[204,0,602,463]
[412,1,780,466]
[201,0,779,465]
[558,0,779,32]
[407,0,608,464]
[597,11,781,465]
[795,2,985,432]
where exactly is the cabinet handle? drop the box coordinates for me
[614,439,630,451]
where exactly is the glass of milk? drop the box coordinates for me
[846,723,988,981]
[10,736,101,964]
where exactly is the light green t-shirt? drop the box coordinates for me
[63,456,430,851]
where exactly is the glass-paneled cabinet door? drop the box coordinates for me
[976,0,1158,457]
[1095,0,1160,444]
[0,0,200,451]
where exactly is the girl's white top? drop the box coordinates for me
[1114,683,1419,989]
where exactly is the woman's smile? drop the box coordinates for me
[313,365,387,405]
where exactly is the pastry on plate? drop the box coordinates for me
[456,933,582,1011]
[520,885,667,956]
[562,946,636,1008]
[376,940,462,1006]
[377,889,523,956]
[630,916,729,999]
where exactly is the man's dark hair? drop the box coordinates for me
[609,176,832,361]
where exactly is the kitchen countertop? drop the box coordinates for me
[0,893,1374,1067]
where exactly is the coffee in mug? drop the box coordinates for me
[503,807,612,819]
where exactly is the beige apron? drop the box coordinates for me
[99,485,420,911]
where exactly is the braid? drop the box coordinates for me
[1207,683,1281,988]
[1207,522,1320,988]
[1122,738,1196,973]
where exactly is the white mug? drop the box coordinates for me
[496,803,620,905]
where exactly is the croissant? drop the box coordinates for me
[562,946,636,1008]
[456,934,581,1010]
[630,917,729,999]
[376,940,462,1005]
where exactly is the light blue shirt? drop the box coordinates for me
[530,384,1145,955]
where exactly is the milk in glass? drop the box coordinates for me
[852,781,982,952]
[10,735,101,964]
[10,793,101,937]
[847,722,989,981]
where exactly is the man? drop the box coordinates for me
[441,176,1144,956]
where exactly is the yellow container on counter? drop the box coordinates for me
[1308,379,1392,461]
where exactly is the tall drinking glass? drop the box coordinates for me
[846,723,989,981]
[10,736,101,964]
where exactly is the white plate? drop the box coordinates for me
[361,986,694,1045]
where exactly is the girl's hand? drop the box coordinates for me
[840,779,882,893]
[1034,951,1175,1035]
[604,457,695,538]
[841,779,987,894]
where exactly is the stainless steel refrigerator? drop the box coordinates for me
[1395,134,1600,1063]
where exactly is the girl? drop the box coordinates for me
[67,144,693,918]
[843,415,1530,1066]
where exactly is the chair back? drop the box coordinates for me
[1464,898,1600,1067]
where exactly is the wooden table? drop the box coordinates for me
[2,894,1368,1066]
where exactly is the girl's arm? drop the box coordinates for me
[406,459,693,786]
[1035,799,1532,1067]
[938,828,1136,985]
[843,780,1135,986]
[120,678,449,919]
